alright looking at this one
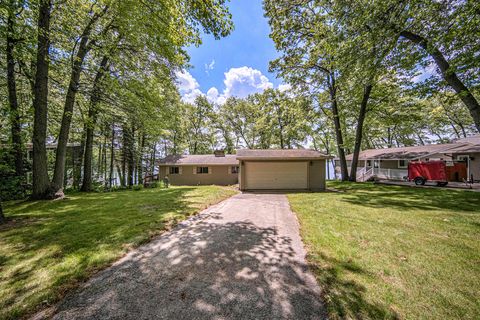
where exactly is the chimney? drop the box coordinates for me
[214,150,225,157]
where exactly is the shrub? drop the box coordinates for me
[150,181,159,188]
[133,184,143,191]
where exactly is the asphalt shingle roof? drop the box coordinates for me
[158,154,238,165]
[344,135,480,160]
[236,149,331,159]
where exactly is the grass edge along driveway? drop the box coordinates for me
[288,181,480,320]
[0,185,237,320]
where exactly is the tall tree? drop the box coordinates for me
[6,0,23,177]
[0,196,5,224]
[52,3,109,194]
[343,0,480,131]
[31,0,52,199]
[81,55,110,192]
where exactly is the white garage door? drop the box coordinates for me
[244,161,308,189]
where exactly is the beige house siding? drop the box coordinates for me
[379,160,401,169]
[159,165,238,186]
[309,159,326,190]
[470,153,480,179]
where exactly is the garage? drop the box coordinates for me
[236,149,331,191]
[244,161,308,189]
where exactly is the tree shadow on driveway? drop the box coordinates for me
[53,217,326,320]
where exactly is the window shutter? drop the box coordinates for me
[208,167,212,174]
[179,167,183,174]
[228,166,231,174]
[193,167,197,174]
[166,166,169,174]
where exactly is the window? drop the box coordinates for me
[366,160,372,167]
[169,166,180,174]
[231,166,239,174]
[196,166,209,174]
[373,160,380,168]
[398,160,408,168]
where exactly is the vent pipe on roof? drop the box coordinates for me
[214,150,225,157]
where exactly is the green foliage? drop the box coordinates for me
[264,0,477,156]
[0,149,27,200]
[132,184,143,191]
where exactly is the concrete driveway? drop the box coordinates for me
[52,193,325,319]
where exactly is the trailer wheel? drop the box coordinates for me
[414,177,426,185]
[436,181,448,187]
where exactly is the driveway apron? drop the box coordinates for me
[52,193,325,319]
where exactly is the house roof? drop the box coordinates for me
[158,154,238,166]
[0,142,81,150]
[455,134,480,146]
[236,149,332,160]
[343,136,480,161]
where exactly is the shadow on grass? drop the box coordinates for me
[53,219,327,319]
[308,253,399,320]
[0,187,203,318]
[329,182,480,213]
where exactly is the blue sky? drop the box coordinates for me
[176,0,287,104]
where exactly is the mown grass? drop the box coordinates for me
[288,182,480,320]
[0,185,236,320]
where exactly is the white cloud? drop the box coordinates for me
[223,66,273,98]
[175,70,199,92]
[175,69,203,103]
[175,66,275,105]
[204,59,215,75]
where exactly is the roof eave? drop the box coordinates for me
[158,163,238,166]
[236,156,332,161]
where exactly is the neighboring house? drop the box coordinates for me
[1,142,82,184]
[157,149,331,191]
[335,135,480,182]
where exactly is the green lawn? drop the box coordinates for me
[288,182,480,320]
[0,185,236,320]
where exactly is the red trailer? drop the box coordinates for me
[408,161,449,186]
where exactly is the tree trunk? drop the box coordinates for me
[123,125,135,187]
[0,197,5,224]
[150,142,156,174]
[6,4,23,177]
[103,134,107,185]
[31,0,52,199]
[400,30,480,132]
[137,133,145,184]
[97,139,103,180]
[81,55,109,192]
[328,74,349,181]
[349,84,373,182]
[121,138,126,187]
[81,108,95,192]
[108,123,115,189]
[52,18,97,194]
[116,164,124,187]
[73,123,87,189]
